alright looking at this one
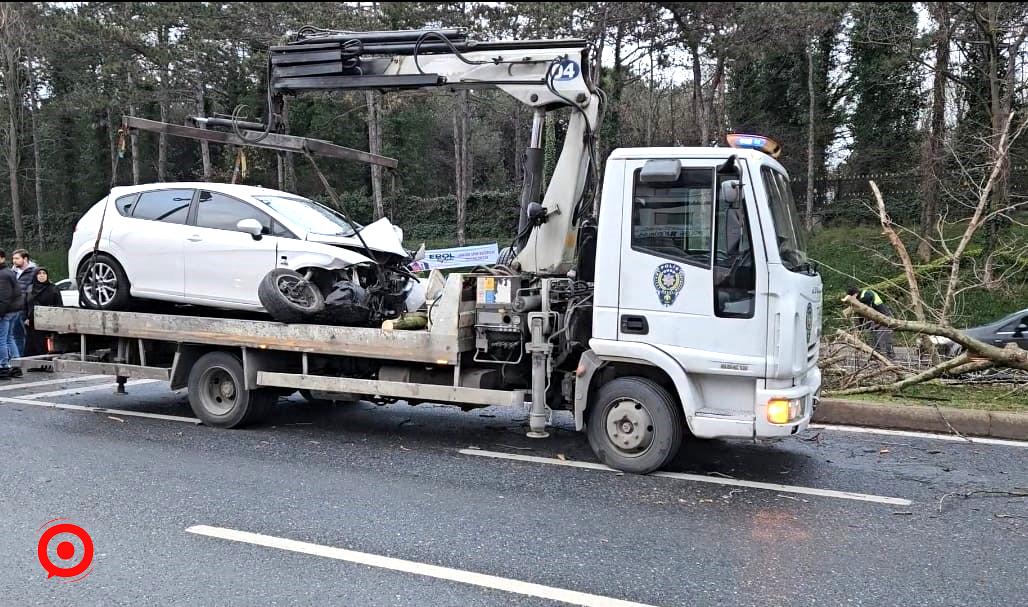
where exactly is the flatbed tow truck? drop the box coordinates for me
[16,29,822,473]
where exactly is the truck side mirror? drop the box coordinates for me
[639,159,681,183]
[720,180,743,206]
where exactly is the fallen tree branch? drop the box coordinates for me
[938,489,1028,513]
[827,353,974,396]
[833,329,908,376]
[870,180,927,323]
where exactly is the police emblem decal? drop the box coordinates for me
[653,263,685,307]
[805,303,814,343]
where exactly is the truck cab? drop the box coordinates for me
[580,144,822,467]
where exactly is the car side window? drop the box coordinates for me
[196,191,276,234]
[132,189,193,224]
[115,193,139,216]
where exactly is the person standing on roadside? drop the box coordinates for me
[0,250,24,379]
[11,249,37,358]
[25,267,63,358]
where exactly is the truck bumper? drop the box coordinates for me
[753,366,821,438]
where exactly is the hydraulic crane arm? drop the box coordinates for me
[265,28,603,275]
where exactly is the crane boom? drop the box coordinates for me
[267,28,603,275]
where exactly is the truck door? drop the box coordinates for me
[617,158,768,371]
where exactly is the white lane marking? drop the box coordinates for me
[0,374,110,392]
[811,424,1028,448]
[20,379,161,400]
[459,449,912,507]
[0,396,200,424]
[186,525,657,607]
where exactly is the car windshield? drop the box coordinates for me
[254,195,359,237]
[761,166,810,273]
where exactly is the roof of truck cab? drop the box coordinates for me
[106,182,298,199]
[607,146,787,173]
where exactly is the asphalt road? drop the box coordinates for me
[0,373,1025,606]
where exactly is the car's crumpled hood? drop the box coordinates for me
[305,217,409,258]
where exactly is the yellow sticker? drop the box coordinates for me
[483,277,495,290]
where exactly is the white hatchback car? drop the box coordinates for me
[70,182,425,324]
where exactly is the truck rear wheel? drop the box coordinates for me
[188,352,275,428]
[586,377,683,474]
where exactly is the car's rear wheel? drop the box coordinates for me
[77,253,132,310]
[258,268,325,323]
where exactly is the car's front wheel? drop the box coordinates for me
[77,253,132,310]
[258,268,325,323]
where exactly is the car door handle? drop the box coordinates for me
[187,236,203,242]
[621,315,649,335]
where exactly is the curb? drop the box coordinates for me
[813,399,1028,441]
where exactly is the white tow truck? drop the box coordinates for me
[19,29,822,473]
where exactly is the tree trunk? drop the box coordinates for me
[365,90,385,219]
[689,38,707,145]
[157,28,169,182]
[282,96,295,191]
[917,2,950,261]
[28,59,43,244]
[195,83,211,180]
[805,42,816,231]
[127,72,141,185]
[106,106,118,183]
[5,47,22,247]
[453,90,471,246]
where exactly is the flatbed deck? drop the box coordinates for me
[33,289,471,366]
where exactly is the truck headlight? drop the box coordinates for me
[767,397,803,424]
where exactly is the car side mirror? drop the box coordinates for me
[1015,323,1028,338]
[413,243,426,262]
[236,218,264,239]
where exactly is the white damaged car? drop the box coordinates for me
[69,182,425,325]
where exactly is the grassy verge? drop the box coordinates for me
[841,383,1028,412]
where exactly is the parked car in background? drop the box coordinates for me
[69,182,425,325]
[932,308,1028,357]
[54,279,79,308]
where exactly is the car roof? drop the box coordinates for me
[107,182,303,200]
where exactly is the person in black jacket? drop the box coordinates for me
[25,267,62,357]
[0,258,25,379]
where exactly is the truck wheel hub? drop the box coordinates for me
[606,399,653,453]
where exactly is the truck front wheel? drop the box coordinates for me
[188,352,275,428]
[586,377,683,474]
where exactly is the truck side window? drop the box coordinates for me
[713,176,755,318]
[631,168,713,269]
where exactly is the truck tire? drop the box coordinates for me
[258,268,325,323]
[77,253,132,310]
[586,377,683,474]
[187,351,275,428]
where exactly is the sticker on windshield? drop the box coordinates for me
[653,263,684,307]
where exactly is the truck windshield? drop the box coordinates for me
[760,167,809,273]
[254,195,359,237]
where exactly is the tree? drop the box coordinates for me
[0,3,25,246]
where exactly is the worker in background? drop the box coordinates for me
[11,249,37,358]
[846,286,895,359]
[0,249,24,379]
